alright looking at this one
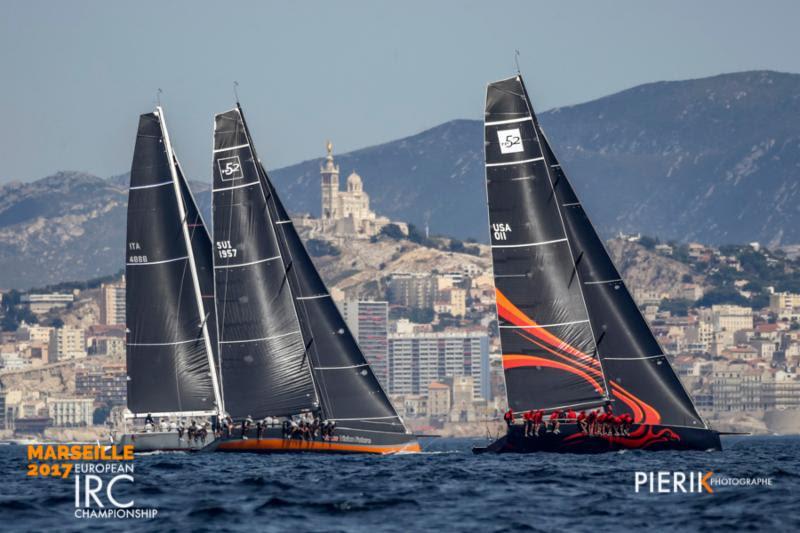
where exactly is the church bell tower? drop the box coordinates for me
[320,140,339,220]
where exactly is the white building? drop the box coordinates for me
[388,331,488,400]
[47,398,94,427]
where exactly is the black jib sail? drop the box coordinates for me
[211,109,317,419]
[126,108,222,417]
[485,75,706,429]
[230,105,409,435]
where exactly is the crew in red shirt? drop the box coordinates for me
[621,413,633,435]
[523,410,534,437]
[577,411,588,433]
[549,409,562,434]
[503,408,514,429]
[533,409,544,437]
[586,410,597,436]
[597,412,607,436]
[565,408,577,421]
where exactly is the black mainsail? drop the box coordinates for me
[214,105,408,435]
[211,109,317,419]
[485,75,706,431]
[126,108,222,417]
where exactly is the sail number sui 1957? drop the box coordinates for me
[216,241,238,258]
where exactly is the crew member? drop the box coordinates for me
[549,409,562,434]
[523,410,534,437]
[577,411,588,433]
[503,408,514,428]
[587,410,597,436]
[565,408,577,423]
[533,409,544,437]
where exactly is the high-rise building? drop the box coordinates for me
[341,299,389,386]
[388,331,487,399]
[100,278,126,326]
[48,326,86,362]
[75,363,127,406]
[387,273,438,309]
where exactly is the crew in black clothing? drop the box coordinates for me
[144,413,154,428]
[256,420,263,440]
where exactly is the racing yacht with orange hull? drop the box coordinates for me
[209,105,419,455]
[474,75,721,454]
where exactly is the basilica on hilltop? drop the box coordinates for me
[318,141,396,237]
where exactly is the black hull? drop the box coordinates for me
[209,426,420,455]
[474,423,721,454]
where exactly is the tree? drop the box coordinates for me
[93,404,111,425]
[409,307,434,324]
[659,298,691,317]
[379,223,405,240]
[638,235,659,250]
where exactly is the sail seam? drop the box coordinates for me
[126,255,187,266]
[212,181,260,193]
[492,238,566,249]
[213,143,250,153]
[486,156,544,168]
[562,202,581,207]
[485,116,532,126]
[603,354,665,361]
[127,338,198,347]
[213,255,280,269]
[129,180,173,190]
[218,330,300,344]
[500,319,589,329]
[315,363,368,370]
[583,279,623,285]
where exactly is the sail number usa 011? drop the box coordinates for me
[216,240,238,258]
[492,223,512,241]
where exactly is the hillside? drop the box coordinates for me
[1,70,800,288]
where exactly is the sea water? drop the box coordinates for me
[0,436,797,532]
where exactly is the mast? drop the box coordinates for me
[125,111,217,417]
[235,104,408,434]
[211,108,318,419]
[484,76,609,413]
[157,107,224,417]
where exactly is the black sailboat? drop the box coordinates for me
[118,107,223,451]
[476,75,721,453]
[210,105,419,454]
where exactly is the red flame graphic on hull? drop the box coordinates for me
[561,424,680,450]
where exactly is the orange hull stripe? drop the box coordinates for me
[217,438,421,455]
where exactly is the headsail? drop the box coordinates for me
[235,105,409,435]
[537,127,706,429]
[485,75,706,429]
[125,109,220,416]
[212,109,317,419]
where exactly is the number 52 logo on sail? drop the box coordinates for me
[218,156,243,181]
[497,128,524,154]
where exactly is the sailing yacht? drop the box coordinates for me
[474,75,722,453]
[208,105,420,454]
[116,107,223,452]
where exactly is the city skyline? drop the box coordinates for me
[1,1,799,183]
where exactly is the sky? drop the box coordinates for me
[1,0,798,183]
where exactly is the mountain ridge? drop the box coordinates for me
[1,70,799,289]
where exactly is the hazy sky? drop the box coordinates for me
[1,0,798,183]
